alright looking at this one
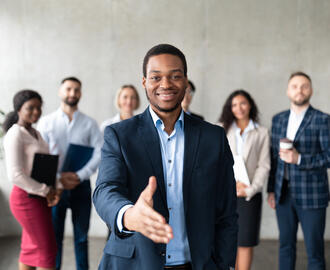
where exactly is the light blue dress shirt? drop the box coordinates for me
[149,107,191,265]
[117,107,191,265]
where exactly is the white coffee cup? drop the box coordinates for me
[280,138,293,150]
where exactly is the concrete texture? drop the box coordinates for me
[0,0,329,239]
[0,236,329,270]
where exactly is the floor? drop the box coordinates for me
[0,236,329,269]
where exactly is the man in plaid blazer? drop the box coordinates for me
[267,71,330,270]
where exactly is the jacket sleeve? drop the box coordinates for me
[267,117,278,193]
[245,129,271,200]
[298,114,330,170]
[92,126,133,236]
[214,130,238,269]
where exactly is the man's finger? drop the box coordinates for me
[141,176,157,202]
[144,232,171,244]
[143,218,173,236]
[141,203,166,223]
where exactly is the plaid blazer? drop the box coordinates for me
[267,106,330,209]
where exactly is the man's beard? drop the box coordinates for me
[64,97,79,107]
[292,96,310,106]
[152,101,181,113]
[145,90,183,113]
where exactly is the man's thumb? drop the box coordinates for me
[142,176,157,201]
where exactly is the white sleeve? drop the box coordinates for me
[37,117,50,143]
[76,119,103,181]
[116,204,134,233]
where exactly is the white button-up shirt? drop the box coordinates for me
[37,108,102,181]
[233,119,257,156]
[286,107,308,141]
[285,106,308,167]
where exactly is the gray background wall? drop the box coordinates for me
[0,0,329,239]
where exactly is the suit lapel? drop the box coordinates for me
[280,110,290,139]
[227,126,237,155]
[138,109,167,207]
[294,106,314,142]
[183,114,200,218]
[243,129,256,161]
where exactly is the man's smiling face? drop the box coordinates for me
[143,53,188,114]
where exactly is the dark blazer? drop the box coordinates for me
[93,109,238,270]
[267,106,330,209]
[190,111,204,121]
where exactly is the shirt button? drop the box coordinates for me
[168,207,172,211]
[168,159,172,163]
[168,138,171,141]
[160,252,166,257]
[168,183,172,187]
[168,255,171,259]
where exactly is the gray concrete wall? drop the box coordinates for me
[0,0,329,239]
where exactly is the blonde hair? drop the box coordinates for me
[114,84,140,111]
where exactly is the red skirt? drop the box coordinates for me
[9,185,57,268]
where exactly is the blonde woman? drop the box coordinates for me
[100,84,140,133]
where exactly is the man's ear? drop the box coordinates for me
[142,76,146,89]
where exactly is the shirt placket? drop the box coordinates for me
[165,129,177,262]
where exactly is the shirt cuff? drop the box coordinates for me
[297,154,301,165]
[56,178,64,189]
[76,170,86,182]
[117,204,134,233]
[244,187,254,201]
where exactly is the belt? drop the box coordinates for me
[164,263,192,270]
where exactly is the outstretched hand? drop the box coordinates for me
[123,176,173,243]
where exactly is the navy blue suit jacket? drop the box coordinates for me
[93,109,238,270]
[267,106,330,209]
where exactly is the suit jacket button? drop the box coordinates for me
[160,251,166,257]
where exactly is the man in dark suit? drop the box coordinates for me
[267,72,330,270]
[93,44,238,270]
[181,80,204,120]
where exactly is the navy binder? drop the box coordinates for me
[61,143,94,172]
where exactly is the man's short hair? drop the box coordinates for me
[289,71,312,85]
[143,44,187,77]
[61,76,82,86]
[188,80,195,92]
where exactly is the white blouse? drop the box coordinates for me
[100,114,121,134]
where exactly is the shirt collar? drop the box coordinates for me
[233,119,257,135]
[57,107,80,120]
[289,106,309,119]
[149,106,184,130]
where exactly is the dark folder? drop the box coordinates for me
[61,143,94,172]
[31,153,59,187]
